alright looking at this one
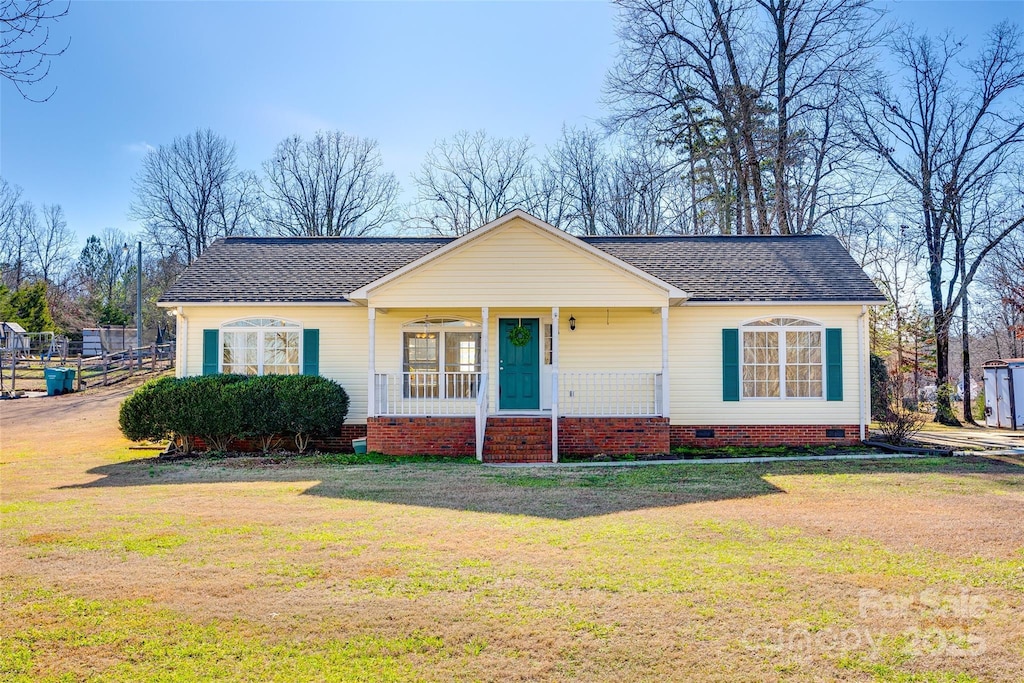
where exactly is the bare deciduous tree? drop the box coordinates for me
[608,0,769,233]
[0,179,25,284]
[28,202,73,283]
[0,0,69,100]
[757,0,881,234]
[602,138,687,235]
[0,199,35,288]
[130,129,258,265]
[550,125,608,235]
[607,0,880,235]
[262,131,399,237]
[854,22,1024,423]
[410,130,534,236]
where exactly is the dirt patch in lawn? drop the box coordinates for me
[2,388,1023,682]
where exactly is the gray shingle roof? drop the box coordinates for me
[587,235,886,302]
[159,233,885,304]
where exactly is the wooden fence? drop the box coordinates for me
[0,342,175,395]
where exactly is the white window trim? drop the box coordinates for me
[219,317,303,376]
[739,317,825,401]
[400,317,482,400]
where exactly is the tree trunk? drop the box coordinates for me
[933,314,960,425]
[961,287,976,425]
[774,0,791,235]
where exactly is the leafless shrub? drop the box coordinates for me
[875,407,925,446]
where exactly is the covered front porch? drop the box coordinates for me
[365,306,672,462]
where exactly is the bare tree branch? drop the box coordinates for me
[1,0,69,101]
[261,131,399,237]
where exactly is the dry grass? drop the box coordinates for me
[2,387,1023,681]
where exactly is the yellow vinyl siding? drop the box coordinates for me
[179,305,369,424]
[375,307,663,410]
[175,302,864,425]
[375,307,661,372]
[367,218,669,308]
[669,304,864,425]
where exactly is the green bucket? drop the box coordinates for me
[352,438,367,455]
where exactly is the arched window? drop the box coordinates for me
[221,318,301,375]
[402,317,481,398]
[740,317,823,399]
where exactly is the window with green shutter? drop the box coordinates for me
[736,317,828,399]
[825,328,843,401]
[202,329,219,375]
[722,328,740,401]
[215,318,306,376]
[302,328,320,376]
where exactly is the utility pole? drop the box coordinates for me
[136,241,143,354]
[124,241,144,355]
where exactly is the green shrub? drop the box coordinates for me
[973,391,986,422]
[227,375,286,452]
[119,374,348,454]
[118,376,178,442]
[276,375,349,452]
[176,374,248,452]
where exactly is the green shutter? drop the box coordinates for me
[202,329,219,375]
[826,328,843,401]
[722,328,740,401]
[302,328,320,376]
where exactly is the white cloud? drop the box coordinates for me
[125,141,156,155]
[257,106,335,138]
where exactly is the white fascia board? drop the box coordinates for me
[347,209,689,301]
[681,299,888,307]
[158,300,356,308]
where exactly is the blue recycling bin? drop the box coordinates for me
[44,368,64,396]
[62,368,76,393]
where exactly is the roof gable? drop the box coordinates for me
[347,211,688,305]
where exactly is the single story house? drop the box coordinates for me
[158,210,886,462]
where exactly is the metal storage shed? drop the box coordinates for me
[982,358,1024,430]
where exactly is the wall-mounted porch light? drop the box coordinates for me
[568,315,576,331]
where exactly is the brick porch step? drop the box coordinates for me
[482,417,552,463]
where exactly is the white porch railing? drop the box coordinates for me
[375,371,662,417]
[475,373,489,460]
[374,372,480,416]
[558,372,663,416]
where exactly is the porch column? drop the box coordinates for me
[481,306,489,385]
[479,306,489,463]
[661,306,670,419]
[551,307,559,463]
[367,306,376,419]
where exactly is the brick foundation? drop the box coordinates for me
[313,423,368,452]
[558,417,669,455]
[670,424,860,448]
[191,423,367,453]
[367,416,476,456]
[190,420,861,457]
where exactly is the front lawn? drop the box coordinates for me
[2,388,1022,681]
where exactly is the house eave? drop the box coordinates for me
[681,298,888,306]
[157,300,356,308]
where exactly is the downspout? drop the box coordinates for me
[858,305,867,441]
[176,307,188,378]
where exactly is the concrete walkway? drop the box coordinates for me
[484,451,933,468]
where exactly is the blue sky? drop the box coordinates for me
[1,1,1020,245]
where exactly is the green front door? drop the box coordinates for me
[499,318,540,410]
